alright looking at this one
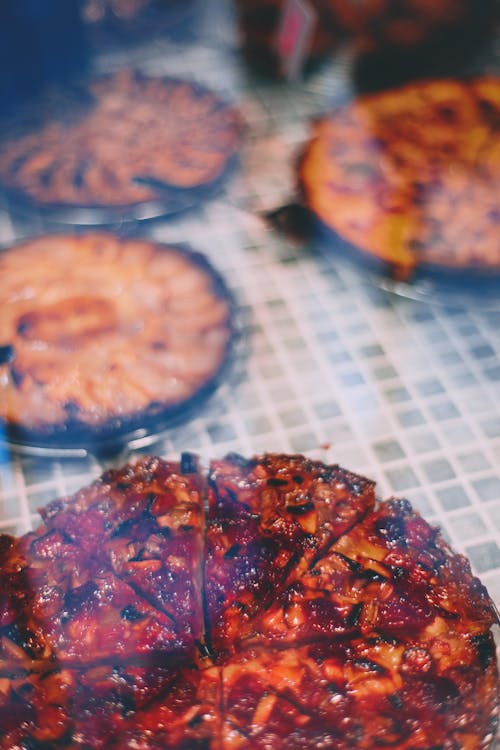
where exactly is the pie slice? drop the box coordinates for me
[0,661,180,750]
[330,497,498,634]
[0,524,194,675]
[0,528,106,673]
[221,635,499,750]
[217,496,498,650]
[205,453,376,656]
[41,454,206,648]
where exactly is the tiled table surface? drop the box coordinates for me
[0,2,499,741]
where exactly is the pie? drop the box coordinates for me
[0,452,498,749]
[0,233,236,449]
[0,70,242,217]
[298,76,500,280]
[325,0,482,54]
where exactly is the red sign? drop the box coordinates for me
[276,0,317,80]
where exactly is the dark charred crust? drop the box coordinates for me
[266,478,290,487]
[225,452,252,469]
[63,581,98,617]
[223,544,242,559]
[181,452,199,475]
[375,514,408,547]
[120,605,146,622]
[3,623,44,660]
[470,633,496,669]
[0,344,15,365]
[285,502,315,516]
[387,692,404,710]
[353,659,387,674]
[346,603,363,627]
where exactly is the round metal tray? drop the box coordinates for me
[0,235,247,458]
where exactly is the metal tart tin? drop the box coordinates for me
[0,71,243,227]
[0,233,246,457]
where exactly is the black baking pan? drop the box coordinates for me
[0,232,246,457]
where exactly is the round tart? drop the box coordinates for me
[0,70,242,222]
[298,76,500,280]
[0,233,238,450]
[0,453,498,748]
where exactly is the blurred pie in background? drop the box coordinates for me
[0,233,238,449]
[0,70,242,219]
[234,0,497,79]
[298,76,500,279]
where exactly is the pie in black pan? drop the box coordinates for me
[298,76,500,281]
[0,453,498,748]
[0,233,239,451]
[0,70,242,223]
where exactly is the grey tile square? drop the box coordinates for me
[207,422,238,443]
[384,386,411,404]
[0,494,22,521]
[258,361,284,379]
[274,317,295,333]
[405,491,433,517]
[410,309,435,323]
[284,336,306,351]
[429,401,460,421]
[407,431,440,454]
[457,322,480,337]
[488,503,500,531]
[397,409,425,428]
[341,371,365,387]
[472,476,500,503]
[314,400,342,420]
[294,357,317,373]
[470,343,496,360]
[448,513,488,541]
[328,350,353,365]
[485,365,500,382]
[266,298,287,311]
[437,350,462,366]
[235,387,261,411]
[416,378,445,397]
[422,458,455,483]
[347,321,370,336]
[318,330,340,344]
[425,328,448,344]
[457,451,491,473]
[436,486,470,511]
[441,423,475,446]
[372,439,405,462]
[245,415,273,436]
[373,365,398,381]
[451,371,478,388]
[481,417,500,439]
[290,432,319,453]
[359,344,384,358]
[279,408,307,428]
[20,459,58,486]
[463,392,494,414]
[385,466,420,492]
[465,541,500,573]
